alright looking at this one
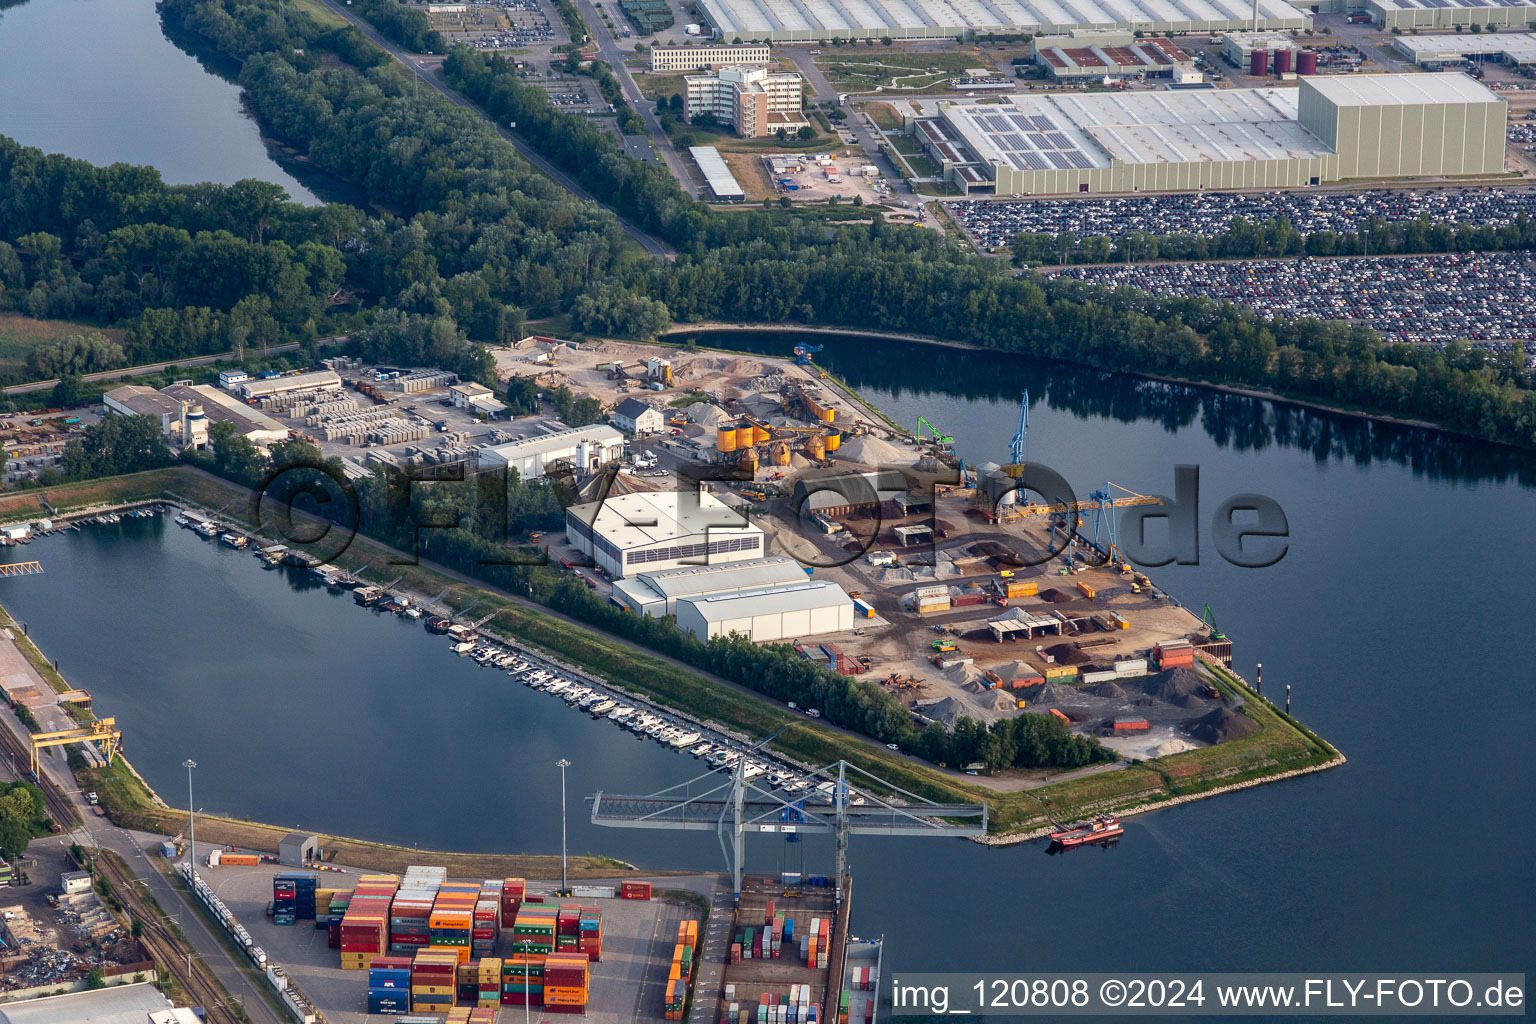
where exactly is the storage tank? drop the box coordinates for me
[823,432,840,452]
[1250,49,1268,76]
[1274,48,1292,74]
[739,448,759,474]
[716,426,738,452]
[577,440,592,469]
[752,422,770,445]
[1297,49,1318,75]
[804,434,826,460]
[772,442,792,466]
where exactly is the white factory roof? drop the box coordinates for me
[1397,32,1536,61]
[104,384,184,418]
[480,425,623,461]
[567,489,759,548]
[698,0,1304,36]
[1302,72,1500,107]
[680,580,851,621]
[241,369,341,396]
[161,384,289,439]
[1371,0,1536,10]
[632,556,808,599]
[0,983,175,1024]
[688,147,745,200]
[947,87,1330,172]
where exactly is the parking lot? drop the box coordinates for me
[948,186,1536,250]
[428,0,558,49]
[1050,251,1536,349]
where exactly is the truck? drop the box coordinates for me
[806,708,821,718]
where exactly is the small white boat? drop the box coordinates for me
[590,699,617,716]
[451,641,476,654]
[670,731,701,749]
[545,680,570,695]
[609,707,635,721]
[691,742,714,757]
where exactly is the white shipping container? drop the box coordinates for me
[913,584,948,599]
[1114,659,1148,676]
[1082,669,1117,684]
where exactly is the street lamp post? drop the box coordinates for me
[183,759,197,888]
[519,938,533,1024]
[556,758,571,896]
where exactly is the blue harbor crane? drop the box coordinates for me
[793,343,824,366]
[1007,390,1029,468]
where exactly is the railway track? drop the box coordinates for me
[0,716,79,828]
[95,852,246,1024]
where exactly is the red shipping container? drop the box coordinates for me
[621,881,652,900]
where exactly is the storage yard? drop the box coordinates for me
[1050,250,1536,350]
[947,185,1536,250]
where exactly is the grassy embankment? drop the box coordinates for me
[0,313,128,380]
[3,468,1340,845]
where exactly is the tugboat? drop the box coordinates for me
[1049,814,1124,848]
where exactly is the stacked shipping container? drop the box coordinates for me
[340,875,399,969]
[1154,639,1196,670]
[620,880,652,900]
[410,948,458,1014]
[366,955,412,1014]
[664,919,698,1020]
[502,953,545,1006]
[543,953,591,1014]
[500,877,526,927]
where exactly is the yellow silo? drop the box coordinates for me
[772,442,792,466]
[805,434,826,460]
[823,432,841,452]
[739,448,759,474]
[716,426,738,453]
[752,422,770,446]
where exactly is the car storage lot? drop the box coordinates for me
[1048,250,1536,350]
[201,864,708,1024]
[947,186,1536,250]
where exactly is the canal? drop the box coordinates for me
[0,0,321,202]
[4,334,1532,979]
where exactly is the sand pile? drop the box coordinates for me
[1140,667,1206,701]
[922,696,970,729]
[1188,707,1259,744]
[1030,682,1088,706]
[1037,588,1076,603]
[1153,738,1197,756]
[684,402,732,427]
[1041,643,1091,665]
[836,434,906,466]
[1088,680,1128,699]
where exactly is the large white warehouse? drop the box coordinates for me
[910,73,1506,196]
[697,0,1309,43]
[676,580,854,643]
[478,425,625,477]
[611,556,810,617]
[565,490,765,578]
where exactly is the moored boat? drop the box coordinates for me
[1049,814,1123,848]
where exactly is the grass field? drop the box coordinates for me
[860,101,902,131]
[816,51,991,91]
[0,313,126,380]
[637,72,688,102]
[16,467,1341,845]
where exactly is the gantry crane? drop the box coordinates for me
[30,718,121,776]
[0,561,42,577]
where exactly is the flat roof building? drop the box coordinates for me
[477,425,625,477]
[161,384,290,444]
[1219,31,1301,65]
[689,146,746,201]
[1367,0,1536,29]
[565,489,764,578]
[1395,32,1536,66]
[650,43,771,72]
[1036,35,1198,81]
[675,579,853,642]
[236,369,342,400]
[687,65,808,138]
[0,984,177,1024]
[611,555,810,616]
[906,72,1504,196]
[697,0,1307,43]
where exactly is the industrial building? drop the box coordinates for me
[695,0,1308,43]
[476,425,625,476]
[1219,30,1300,67]
[649,43,771,71]
[234,369,342,400]
[610,556,810,616]
[1366,0,1536,29]
[675,579,854,642]
[566,489,765,577]
[904,73,1505,196]
[448,382,502,415]
[611,397,665,434]
[1035,34,1200,81]
[105,383,295,449]
[1298,73,1506,180]
[686,65,808,137]
[690,146,746,200]
[1394,32,1536,68]
[160,384,290,445]
[790,470,908,517]
[0,984,186,1024]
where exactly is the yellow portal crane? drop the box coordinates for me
[29,718,121,776]
[0,561,42,577]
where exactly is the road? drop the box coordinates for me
[314,0,674,258]
[568,0,699,197]
[1,342,313,397]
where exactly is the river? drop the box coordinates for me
[5,335,1533,984]
[0,0,321,203]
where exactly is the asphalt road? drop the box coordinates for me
[570,0,699,197]
[314,0,674,258]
